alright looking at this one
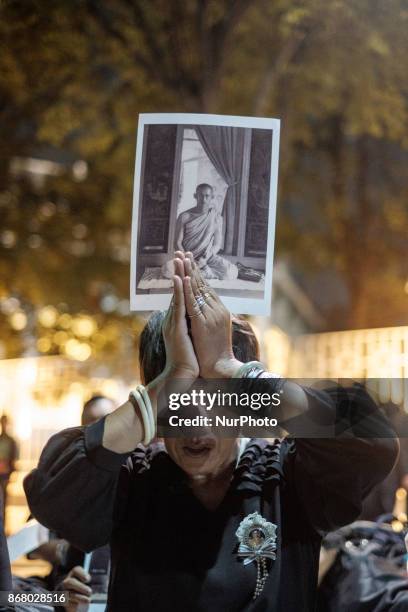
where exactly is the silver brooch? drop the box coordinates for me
[235,512,277,599]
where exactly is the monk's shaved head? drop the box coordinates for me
[194,184,213,212]
[195,183,213,194]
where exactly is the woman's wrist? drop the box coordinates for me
[154,364,198,383]
[103,399,144,453]
[210,357,243,379]
[147,366,197,407]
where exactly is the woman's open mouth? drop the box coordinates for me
[182,445,213,458]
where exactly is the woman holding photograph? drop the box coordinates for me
[24,252,398,612]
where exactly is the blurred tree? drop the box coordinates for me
[229,0,408,328]
[0,0,407,358]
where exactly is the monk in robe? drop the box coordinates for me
[162,184,238,280]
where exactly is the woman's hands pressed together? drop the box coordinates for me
[161,257,199,380]
[174,251,243,378]
[103,251,241,453]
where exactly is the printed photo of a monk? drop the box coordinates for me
[162,183,238,281]
[132,115,279,314]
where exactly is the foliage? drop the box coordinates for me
[0,0,407,358]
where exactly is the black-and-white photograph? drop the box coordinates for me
[130,113,280,314]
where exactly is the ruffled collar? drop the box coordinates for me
[232,438,284,494]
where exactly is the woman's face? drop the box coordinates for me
[164,435,239,478]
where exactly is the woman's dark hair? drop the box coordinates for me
[139,311,260,384]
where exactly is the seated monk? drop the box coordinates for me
[162,183,238,281]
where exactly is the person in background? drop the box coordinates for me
[23,396,115,611]
[80,395,116,427]
[0,414,18,528]
[28,396,115,568]
[54,395,115,612]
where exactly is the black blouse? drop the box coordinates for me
[24,385,398,612]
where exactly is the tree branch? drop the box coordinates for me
[86,0,156,76]
[124,0,165,66]
[123,0,200,101]
[199,0,252,110]
[253,20,317,116]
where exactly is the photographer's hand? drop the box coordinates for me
[60,566,92,612]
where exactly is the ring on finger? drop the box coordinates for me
[188,309,203,319]
[195,295,207,309]
[198,281,211,292]
[201,291,213,300]
[200,288,215,301]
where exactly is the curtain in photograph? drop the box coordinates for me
[195,126,245,254]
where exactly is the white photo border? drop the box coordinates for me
[130,113,280,315]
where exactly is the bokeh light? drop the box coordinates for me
[58,313,72,329]
[9,311,27,331]
[38,306,58,328]
[71,315,97,337]
[64,338,92,361]
[37,337,52,353]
